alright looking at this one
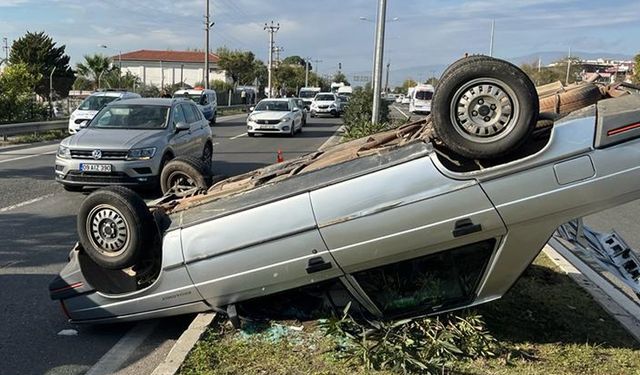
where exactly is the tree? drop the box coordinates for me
[0,63,46,122]
[8,31,74,98]
[75,54,114,90]
[216,47,265,86]
[401,79,417,92]
[102,70,140,91]
[342,87,390,140]
[282,55,310,70]
[520,57,582,86]
[332,72,350,85]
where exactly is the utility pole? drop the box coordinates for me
[204,0,213,89]
[274,46,284,66]
[371,0,387,125]
[304,56,311,87]
[311,58,323,87]
[264,21,280,98]
[489,19,495,57]
[565,47,572,85]
[384,61,390,93]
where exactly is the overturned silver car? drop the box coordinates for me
[50,57,640,324]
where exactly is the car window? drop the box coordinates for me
[182,104,198,123]
[352,240,495,317]
[316,94,335,101]
[90,105,169,129]
[78,96,119,111]
[193,104,203,120]
[255,100,290,111]
[415,91,433,100]
[173,104,187,124]
[201,95,208,105]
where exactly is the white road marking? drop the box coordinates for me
[392,105,411,120]
[230,133,247,140]
[0,194,54,213]
[85,321,159,375]
[57,329,78,336]
[0,150,57,164]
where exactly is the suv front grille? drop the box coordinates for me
[64,171,136,184]
[70,150,128,160]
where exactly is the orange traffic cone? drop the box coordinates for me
[276,149,284,163]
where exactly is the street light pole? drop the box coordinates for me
[371,0,387,125]
[204,0,213,89]
[305,56,311,87]
[489,19,495,57]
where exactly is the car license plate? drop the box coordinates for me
[261,125,277,129]
[80,163,112,173]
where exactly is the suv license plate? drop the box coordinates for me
[80,163,112,173]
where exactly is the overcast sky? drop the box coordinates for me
[1,0,639,79]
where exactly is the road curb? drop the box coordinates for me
[151,312,216,375]
[543,241,640,342]
[318,125,345,151]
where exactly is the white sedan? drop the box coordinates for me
[246,99,304,137]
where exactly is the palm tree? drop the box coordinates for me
[75,54,113,90]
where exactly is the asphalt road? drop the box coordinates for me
[0,114,343,375]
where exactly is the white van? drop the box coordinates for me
[409,84,434,115]
[173,89,218,125]
[68,90,141,134]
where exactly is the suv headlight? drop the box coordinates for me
[330,103,337,109]
[280,116,291,123]
[57,145,71,159]
[248,115,256,122]
[126,147,156,160]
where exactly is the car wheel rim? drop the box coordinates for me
[449,77,520,144]
[168,171,197,195]
[87,204,130,257]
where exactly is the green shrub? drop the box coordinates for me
[321,304,500,374]
[343,88,390,140]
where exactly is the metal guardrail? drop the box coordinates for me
[0,105,250,139]
[0,119,68,139]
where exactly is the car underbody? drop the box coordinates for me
[50,58,640,325]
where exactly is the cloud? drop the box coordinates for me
[0,0,28,6]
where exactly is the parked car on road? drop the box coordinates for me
[56,98,213,194]
[173,88,218,125]
[310,92,340,118]
[246,98,304,137]
[50,57,640,326]
[68,90,141,134]
[338,95,350,113]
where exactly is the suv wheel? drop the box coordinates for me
[160,157,211,197]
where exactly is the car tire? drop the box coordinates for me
[310,111,316,118]
[288,123,295,137]
[247,132,255,137]
[63,185,83,192]
[77,186,157,270]
[210,111,217,126]
[432,56,538,159]
[160,156,211,197]
[201,142,213,171]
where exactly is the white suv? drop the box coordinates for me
[310,92,340,118]
[68,90,141,134]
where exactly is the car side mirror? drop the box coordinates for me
[249,106,255,112]
[293,107,300,112]
[175,121,190,132]
[79,121,89,129]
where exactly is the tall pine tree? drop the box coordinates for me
[9,31,75,98]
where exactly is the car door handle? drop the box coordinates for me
[306,257,332,274]
[452,218,482,238]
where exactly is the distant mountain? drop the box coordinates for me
[509,51,634,66]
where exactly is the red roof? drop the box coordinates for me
[118,49,219,63]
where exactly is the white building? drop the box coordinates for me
[117,49,229,87]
